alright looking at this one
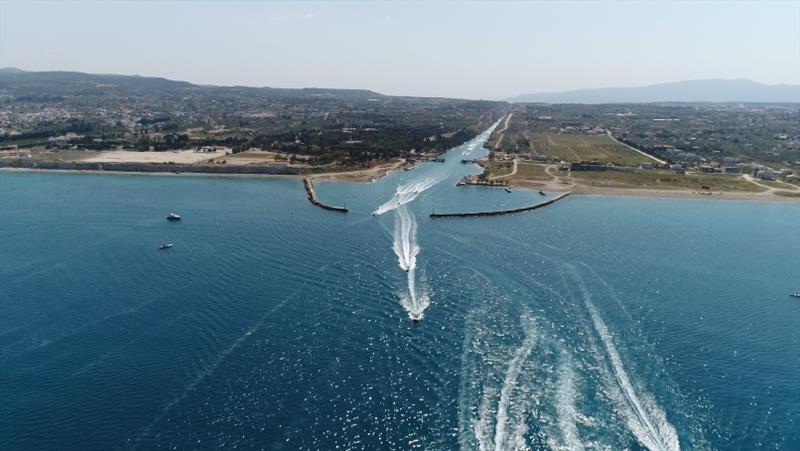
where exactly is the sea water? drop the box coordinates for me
[1,129,798,449]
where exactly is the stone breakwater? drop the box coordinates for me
[430,192,570,218]
[303,178,348,213]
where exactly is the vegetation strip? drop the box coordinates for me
[430,192,570,218]
[303,178,348,213]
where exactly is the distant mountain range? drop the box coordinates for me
[508,79,800,104]
[0,67,383,99]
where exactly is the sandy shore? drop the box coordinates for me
[0,167,301,180]
[503,164,800,204]
[0,160,405,183]
[307,160,407,183]
[4,163,797,203]
[81,149,229,164]
[510,179,799,203]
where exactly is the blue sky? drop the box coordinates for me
[1,1,798,99]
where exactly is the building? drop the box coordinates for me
[570,161,607,171]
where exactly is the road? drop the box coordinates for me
[742,174,800,195]
[605,132,667,164]
[493,113,513,150]
[489,158,518,181]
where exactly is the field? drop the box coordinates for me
[478,160,514,178]
[570,170,765,192]
[213,150,313,166]
[488,110,657,166]
[512,162,551,180]
[524,133,653,165]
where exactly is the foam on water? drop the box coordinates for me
[470,316,539,451]
[555,353,584,451]
[582,294,680,451]
[391,205,430,319]
[492,318,538,451]
[392,205,419,273]
[372,172,447,216]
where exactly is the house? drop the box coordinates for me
[699,165,721,173]
[570,161,607,171]
[757,169,777,181]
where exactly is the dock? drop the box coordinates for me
[430,192,570,218]
[303,178,348,213]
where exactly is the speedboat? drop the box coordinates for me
[792,292,800,298]
[410,312,422,322]
[166,213,181,221]
[159,243,173,250]
[505,187,512,193]
[539,191,546,196]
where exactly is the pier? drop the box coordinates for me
[303,178,349,213]
[430,192,570,218]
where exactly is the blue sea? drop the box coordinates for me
[1,125,799,450]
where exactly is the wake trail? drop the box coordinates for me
[372,171,447,216]
[373,116,503,216]
[556,354,585,451]
[581,291,680,451]
[381,118,505,320]
[392,205,419,272]
[393,205,429,319]
[473,318,538,451]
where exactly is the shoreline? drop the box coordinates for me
[3,166,798,204]
[0,164,402,183]
[561,184,798,203]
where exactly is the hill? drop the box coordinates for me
[508,79,800,104]
[0,68,384,99]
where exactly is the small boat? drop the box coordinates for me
[539,191,546,196]
[166,213,181,221]
[791,292,800,298]
[159,243,173,250]
[410,312,422,322]
[505,187,512,193]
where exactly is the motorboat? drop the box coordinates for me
[539,191,546,196]
[791,292,800,298]
[166,213,181,221]
[505,187,512,193]
[159,243,173,250]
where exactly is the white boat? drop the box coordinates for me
[159,243,173,250]
[166,213,181,221]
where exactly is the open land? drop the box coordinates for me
[1,70,798,200]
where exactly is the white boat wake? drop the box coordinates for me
[556,354,585,451]
[585,298,680,451]
[372,172,447,216]
[392,205,419,273]
[377,118,505,321]
[393,205,428,319]
[473,317,538,451]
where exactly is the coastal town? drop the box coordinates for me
[1,69,798,199]
[469,103,800,199]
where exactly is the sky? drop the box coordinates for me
[1,1,798,100]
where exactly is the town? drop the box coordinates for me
[1,69,798,197]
